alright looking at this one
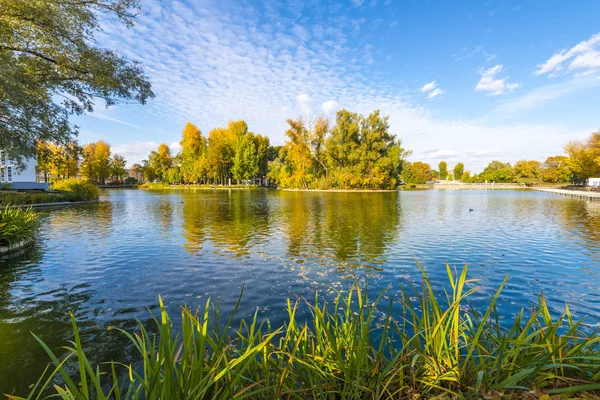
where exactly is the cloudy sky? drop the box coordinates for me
[74,0,600,171]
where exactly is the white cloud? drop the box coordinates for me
[420,81,446,99]
[296,94,312,115]
[321,100,339,115]
[351,0,365,6]
[87,0,595,171]
[420,81,437,93]
[426,88,445,99]
[475,65,519,95]
[112,141,159,166]
[421,149,458,159]
[535,33,600,77]
[169,142,182,153]
[88,111,142,129]
[494,75,600,114]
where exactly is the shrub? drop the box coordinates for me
[14,264,600,399]
[0,205,40,246]
[51,179,99,201]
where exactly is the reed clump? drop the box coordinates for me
[0,205,39,246]
[10,264,600,399]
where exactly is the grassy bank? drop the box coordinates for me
[140,182,262,190]
[0,205,40,247]
[13,265,600,399]
[0,179,99,206]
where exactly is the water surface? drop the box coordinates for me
[1,188,600,393]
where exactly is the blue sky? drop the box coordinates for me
[74,0,600,171]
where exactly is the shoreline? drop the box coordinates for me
[6,200,99,209]
[534,187,600,200]
[0,237,34,256]
[281,188,397,192]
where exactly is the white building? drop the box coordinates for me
[0,150,48,189]
[586,177,600,187]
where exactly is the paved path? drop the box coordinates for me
[534,188,600,200]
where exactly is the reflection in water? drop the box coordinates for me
[1,189,600,393]
[280,192,400,265]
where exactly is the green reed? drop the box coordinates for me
[8,264,600,399]
[0,205,40,246]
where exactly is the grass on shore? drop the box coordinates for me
[0,179,99,206]
[0,205,40,247]
[10,264,600,399]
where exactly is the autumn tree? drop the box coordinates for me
[95,141,112,184]
[81,143,97,182]
[564,132,600,183]
[0,0,153,168]
[401,162,432,184]
[179,122,207,183]
[512,160,541,183]
[541,156,571,183]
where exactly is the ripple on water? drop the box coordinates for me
[1,189,600,392]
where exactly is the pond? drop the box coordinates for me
[1,188,600,393]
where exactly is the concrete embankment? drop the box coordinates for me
[534,188,600,200]
[7,200,99,209]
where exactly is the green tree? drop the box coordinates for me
[461,171,472,183]
[232,135,259,183]
[453,162,464,181]
[438,161,448,180]
[130,163,143,182]
[110,154,127,181]
[0,0,153,167]
[148,143,173,182]
[480,160,513,183]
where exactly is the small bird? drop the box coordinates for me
[469,208,474,212]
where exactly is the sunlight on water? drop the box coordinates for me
[1,189,599,392]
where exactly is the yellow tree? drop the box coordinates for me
[81,142,97,182]
[94,140,112,184]
[180,122,207,183]
[565,140,596,183]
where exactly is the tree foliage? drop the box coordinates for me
[438,161,448,180]
[401,162,432,184]
[0,0,154,167]
[564,131,600,183]
[272,110,409,189]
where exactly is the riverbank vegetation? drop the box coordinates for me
[0,206,39,247]
[139,182,260,190]
[14,265,600,399]
[0,179,99,206]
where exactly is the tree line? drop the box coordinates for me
[37,141,128,184]
[35,119,599,188]
[401,131,600,185]
[133,121,271,185]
